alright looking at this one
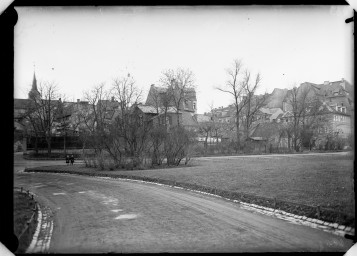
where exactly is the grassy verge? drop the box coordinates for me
[25,153,354,226]
[14,190,37,254]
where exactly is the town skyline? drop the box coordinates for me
[14,6,353,114]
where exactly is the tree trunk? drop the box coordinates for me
[236,121,240,153]
[64,133,66,155]
[46,134,52,156]
[34,136,38,154]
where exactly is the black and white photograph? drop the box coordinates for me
[8,4,355,253]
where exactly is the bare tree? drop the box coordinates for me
[111,74,151,167]
[159,68,196,126]
[79,83,110,156]
[24,81,62,156]
[216,59,262,151]
[240,70,267,140]
[198,121,213,150]
[284,84,326,151]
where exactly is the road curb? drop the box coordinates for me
[25,192,54,253]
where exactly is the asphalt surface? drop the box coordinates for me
[14,153,353,253]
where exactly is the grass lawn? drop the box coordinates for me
[14,191,37,253]
[27,153,354,217]
[120,154,354,215]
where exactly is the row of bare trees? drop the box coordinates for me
[212,59,334,153]
[76,72,196,169]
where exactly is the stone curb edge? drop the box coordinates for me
[23,190,54,254]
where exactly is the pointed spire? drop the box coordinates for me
[28,65,40,100]
[32,64,37,90]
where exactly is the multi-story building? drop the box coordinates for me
[141,83,198,129]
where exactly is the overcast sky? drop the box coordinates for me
[14,6,353,114]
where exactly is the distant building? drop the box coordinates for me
[143,83,198,128]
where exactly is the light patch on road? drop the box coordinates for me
[78,191,87,194]
[115,214,138,220]
[53,192,66,195]
[66,183,75,185]
[111,209,123,213]
[102,198,118,205]
[33,185,47,188]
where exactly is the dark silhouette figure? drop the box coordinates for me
[70,155,74,165]
[65,155,70,165]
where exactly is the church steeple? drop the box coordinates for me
[28,68,41,100]
[32,71,37,91]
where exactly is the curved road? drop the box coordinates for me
[14,153,353,253]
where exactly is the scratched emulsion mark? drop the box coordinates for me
[115,214,138,220]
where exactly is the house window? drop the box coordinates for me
[193,102,196,110]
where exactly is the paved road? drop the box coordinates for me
[13,153,353,253]
[14,172,352,253]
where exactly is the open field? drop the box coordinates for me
[26,153,354,221]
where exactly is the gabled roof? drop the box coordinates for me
[250,122,281,139]
[270,108,284,120]
[136,105,158,114]
[265,88,288,109]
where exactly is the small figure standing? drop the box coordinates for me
[65,155,70,165]
[70,154,75,165]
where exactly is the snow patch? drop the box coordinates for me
[52,192,66,195]
[111,209,123,213]
[115,214,138,220]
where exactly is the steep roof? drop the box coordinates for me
[136,105,158,114]
[265,88,288,109]
[250,122,281,139]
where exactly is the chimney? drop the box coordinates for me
[324,81,329,85]
[111,96,115,102]
[341,78,345,90]
[77,99,80,103]
[59,98,61,102]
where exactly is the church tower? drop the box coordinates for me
[28,71,41,100]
